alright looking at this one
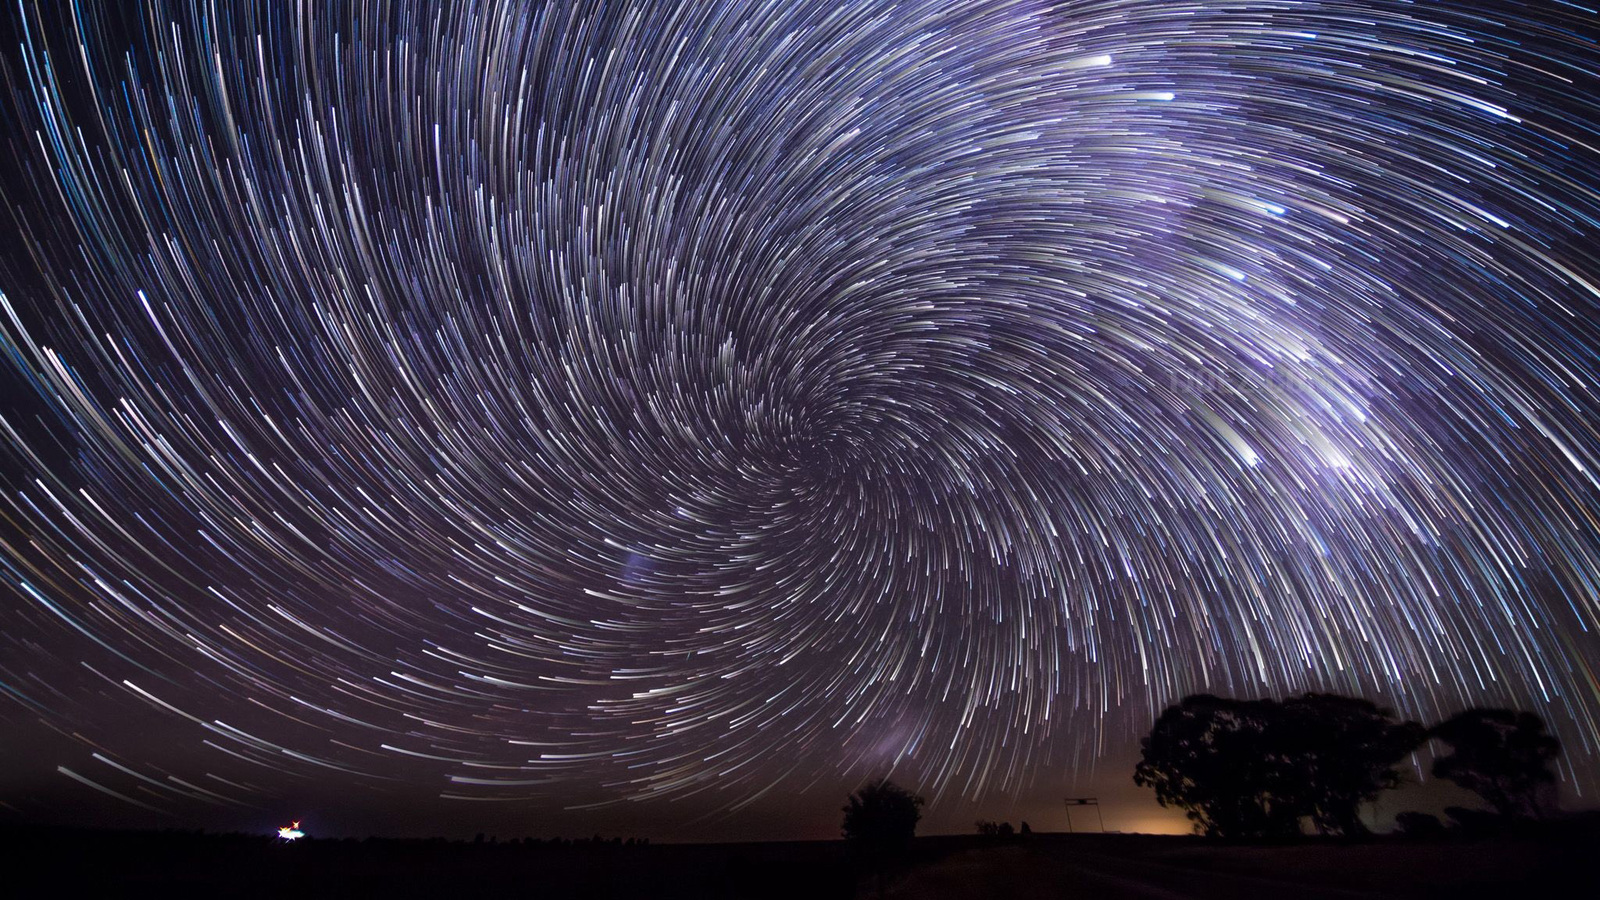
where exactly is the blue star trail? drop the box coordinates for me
[1,0,1598,822]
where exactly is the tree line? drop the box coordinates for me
[836,693,1561,857]
[1134,694,1560,839]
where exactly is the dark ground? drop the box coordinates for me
[2,824,1594,899]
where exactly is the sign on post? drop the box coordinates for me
[1063,798,1105,833]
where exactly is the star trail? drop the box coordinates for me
[2,0,1599,832]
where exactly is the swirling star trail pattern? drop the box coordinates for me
[2,0,1600,827]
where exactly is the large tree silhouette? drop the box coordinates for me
[1278,694,1425,835]
[1134,695,1301,839]
[1135,693,1424,838]
[1431,708,1560,819]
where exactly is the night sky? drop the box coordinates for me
[2,0,1600,841]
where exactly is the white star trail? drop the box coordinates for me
[1,0,1598,818]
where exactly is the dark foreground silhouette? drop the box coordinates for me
[1135,696,1566,841]
[5,821,1596,899]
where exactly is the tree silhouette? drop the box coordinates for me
[1134,693,1424,838]
[842,778,924,857]
[1431,708,1560,819]
[1134,695,1300,839]
[1277,694,1425,835]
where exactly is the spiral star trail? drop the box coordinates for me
[2,0,1600,830]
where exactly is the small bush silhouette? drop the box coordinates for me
[842,778,924,858]
[1394,811,1445,837]
[974,819,1015,839]
[1444,805,1507,835]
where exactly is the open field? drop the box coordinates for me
[884,831,1593,899]
[3,826,1593,898]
